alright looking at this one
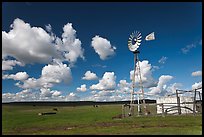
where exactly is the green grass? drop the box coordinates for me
[2,104,202,135]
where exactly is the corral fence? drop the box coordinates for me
[122,87,202,118]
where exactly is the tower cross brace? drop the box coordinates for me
[130,50,148,116]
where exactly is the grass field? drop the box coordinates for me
[2,104,202,135]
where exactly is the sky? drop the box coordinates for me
[2,2,202,102]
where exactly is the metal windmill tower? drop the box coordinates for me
[128,31,155,116]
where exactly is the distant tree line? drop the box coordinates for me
[2,100,156,106]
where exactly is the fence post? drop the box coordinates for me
[161,103,165,117]
[193,89,197,115]
[176,90,181,115]
[122,105,124,118]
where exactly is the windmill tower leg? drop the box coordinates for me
[136,51,148,115]
[130,51,137,116]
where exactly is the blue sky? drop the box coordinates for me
[2,2,202,102]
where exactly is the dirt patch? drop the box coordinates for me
[94,122,123,128]
[13,125,79,134]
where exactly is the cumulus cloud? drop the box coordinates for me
[130,60,157,88]
[158,56,168,64]
[45,24,52,33]
[166,83,183,94]
[91,90,114,101]
[2,88,64,102]
[82,89,130,102]
[191,70,202,77]
[2,92,17,102]
[2,18,61,64]
[192,81,202,90]
[83,90,112,101]
[40,88,53,97]
[91,35,116,60]
[76,84,87,92]
[2,60,72,102]
[148,75,173,95]
[81,79,133,102]
[65,92,80,101]
[17,77,41,89]
[2,89,39,102]
[55,23,84,64]
[2,18,85,69]
[82,71,98,80]
[17,60,72,89]
[90,72,116,91]
[117,80,131,93]
[51,90,62,97]
[40,60,72,85]
[2,60,24,71]
[3,72,29,81]
[40,88,62,98]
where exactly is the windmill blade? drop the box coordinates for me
[137,39,142,42]
[137,35,142,39]
[137,32,142,37]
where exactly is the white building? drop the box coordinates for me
[157,96,194,114]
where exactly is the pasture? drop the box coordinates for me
[2,104,202,135]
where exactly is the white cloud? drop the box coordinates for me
[2,92,17,102]
[3,72,29,81]
[40,88,53,97]
[3,60,72,102]
[91,35,116,60]
[45,24,52,33]
[2,89,38,102]
[130,60,157,88]
[83,90,113,102]
[166,83,183,94]
[76,84,87,92]
[158,56,168,64]
[90,72,116,91]
[40,60,72,85]
[90,90,97,94]
[2,88,63,102]
[17,77,41,89]
[82,71,98,80]
[192,81,202,90]
[191,70,202,77]
[2,18,85,68]
[2,60,24,71]
[55,23,84,64]
[117,80,131,93]
[2,18,60,64]
[65,92,80,101]
[152,66,160,71]
[148,75,173,95]
[40,88,62,98]
[82,89,130,102]
[17,61,72,89]
[51,90,62,97]
[181,44,196,54]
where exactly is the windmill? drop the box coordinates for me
[128,31,155,116]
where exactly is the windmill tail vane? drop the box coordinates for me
[145,32,155,41]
